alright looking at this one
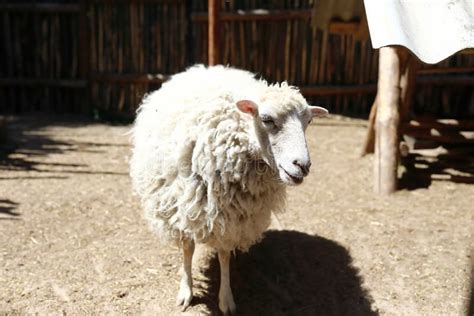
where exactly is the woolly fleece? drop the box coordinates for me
[130,65,310,251]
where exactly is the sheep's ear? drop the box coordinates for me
[309,105,328,118]
[236,100,258,116]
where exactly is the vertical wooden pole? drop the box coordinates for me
[363,51,416,157]
[374,46,403,195]
[208,0,220,65]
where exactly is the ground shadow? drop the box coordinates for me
[0,116,128,177]
[195,230,377,316]
[0,199,20,218]
[399,150,474,190]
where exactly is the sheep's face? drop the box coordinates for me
[237,98,328,186]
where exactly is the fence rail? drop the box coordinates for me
[0,3,80,13]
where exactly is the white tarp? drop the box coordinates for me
[364,0,474,64]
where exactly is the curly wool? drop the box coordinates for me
[130,65,289,251]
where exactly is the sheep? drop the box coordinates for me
[130,64,328,314]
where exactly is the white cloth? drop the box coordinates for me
[364,0,474,64]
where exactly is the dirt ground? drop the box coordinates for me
[0,115,472,316]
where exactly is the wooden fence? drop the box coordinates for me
[1,0,473,118]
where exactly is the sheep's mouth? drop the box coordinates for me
[279,165,304,185]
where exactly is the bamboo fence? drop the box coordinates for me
[1,0,473,118]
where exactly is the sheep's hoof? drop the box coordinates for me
[219,295,236,315]
[176,283,193,311]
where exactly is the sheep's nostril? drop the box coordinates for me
[292,160,301,168]
[293,160,310,176]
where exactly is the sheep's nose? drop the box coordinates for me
[293,159,311,176]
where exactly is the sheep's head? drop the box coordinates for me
[236,85,328,186]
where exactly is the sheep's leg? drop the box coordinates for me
[218,250,236,315]
[176,238,195,311]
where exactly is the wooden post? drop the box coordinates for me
[374,46,403,194]
[208,0,220,65]
[399,54,418,122]
[361,96,378,156]
[363,51,416,157]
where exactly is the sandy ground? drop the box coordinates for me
[0,115,472,316]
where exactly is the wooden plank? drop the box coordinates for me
[399,53,418,121]
[361,97,378,156]
[417,75,474,86]
[402,130,474,145]
[192,9,312,22]
[90,0,183,3]
[302,73,472,97]
[409,148,474,160]
[459,48,474,55]
[92,73,169,84]
[301,83,377,96]
[402,135,439,150]
[402,170,474,184]
[318,30,328,82]
[3,10,13,77]
[193,9,361,34]
[418,66,474,75]
[78,0,90,114]
[0,4,80,13]
[1,77,468,94]
[208,0,220,65]
[328,21,360,34]
[402,119,474,131]
[0,79,376,93]
[0,78,87,88]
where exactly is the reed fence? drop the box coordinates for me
[1,0,473,118]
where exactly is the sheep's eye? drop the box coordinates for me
[308,118,313,125]
[260,115,275,127]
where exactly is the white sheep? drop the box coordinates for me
[130,65,327,314]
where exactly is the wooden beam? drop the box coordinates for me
[402,119,474,131]
[193,9,312,22]
[408,173,474,184]
[95,74,470,87]
[0,4,80,13]
[89,0,183,3]
[417,75,474,86]
[0,0,182,12]
[418,66,474,75]
[3,76,469,91]
[208,0,221,65]
[459,48,474,55]
[402,130,474,145]
[300,84,376,96]
[193,9,361,35]
[361,96,378,156]
[92,73,169,84]
[328,21,360,34]
[303,74,472,96]
[0,78,87,88]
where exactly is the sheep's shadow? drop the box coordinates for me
[194,230,377,316]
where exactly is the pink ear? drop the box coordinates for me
[236,100,258,116]
[309,106,328,117]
